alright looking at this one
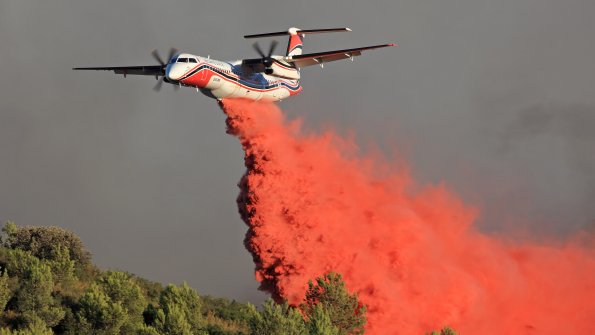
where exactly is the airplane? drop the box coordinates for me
[73,27,396,102]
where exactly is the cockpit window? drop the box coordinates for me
[177,58,189,63]
[189,58,198,63]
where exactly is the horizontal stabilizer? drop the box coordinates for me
[244,27,351,39]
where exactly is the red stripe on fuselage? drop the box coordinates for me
[181,67,301,95]
[179,64,201,80]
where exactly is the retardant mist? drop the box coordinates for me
[220,99,595,334]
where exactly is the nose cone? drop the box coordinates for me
[166,64,185,81]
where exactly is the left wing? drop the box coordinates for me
[284,43,396,68]
[72,65,164,77]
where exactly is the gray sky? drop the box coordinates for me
[0,0,593,303]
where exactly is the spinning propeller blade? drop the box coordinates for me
[151,48,179,92]
[252,40,278,68]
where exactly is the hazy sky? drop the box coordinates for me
[1,0,594,303]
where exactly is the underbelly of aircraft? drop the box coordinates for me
[208,81,288,101]
[182,68,294,102]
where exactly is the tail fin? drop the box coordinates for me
[244,27,352,57]
[286,28,304,57]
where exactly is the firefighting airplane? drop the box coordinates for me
[73,27,396,102]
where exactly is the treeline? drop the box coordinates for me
[0,222,456,335]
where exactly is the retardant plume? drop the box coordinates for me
[221,99,595,334]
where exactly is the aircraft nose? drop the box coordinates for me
[166,64,184,81]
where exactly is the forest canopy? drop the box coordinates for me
[0,222,455,335]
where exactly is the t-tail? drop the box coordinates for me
[244,27,352,58]
[243,27,363,83]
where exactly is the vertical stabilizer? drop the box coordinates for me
[286,27,304,57]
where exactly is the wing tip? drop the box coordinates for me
[389,43,398,47]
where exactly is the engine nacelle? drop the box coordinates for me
[264,61,300,80]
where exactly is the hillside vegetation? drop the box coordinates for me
[0,222,455,335]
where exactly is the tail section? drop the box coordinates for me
[286,28,304,57]
[244,27,351,57]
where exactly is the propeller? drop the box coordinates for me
[252,40,278,68]
[151,47,178,67]
[153,77,164,91]
[151,48,179,92]
[153,76,181,92]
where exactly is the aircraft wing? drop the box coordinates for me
[72,65,164,77]
[284,43,396,68]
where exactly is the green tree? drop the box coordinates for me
[45,244,75,285]
[307,304,340,335]
[0,248,41,279]
[0,222,18,243]
[301,273,366,335]
[158,283,203,331]
[155,303,193,335]
[15,262,65,327]
[250,299,308,335]
[96,271,147,332]
[76,284,127,335]
[0,271,11,311]
[2,222,91,270]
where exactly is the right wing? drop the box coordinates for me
[284,43,396,68]
[72,65,164,77]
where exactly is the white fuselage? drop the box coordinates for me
[165,53,302,101]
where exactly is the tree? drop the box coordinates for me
[45,244,75,285]
[301,273,366,335]
[155,303,193,335]
[14,262,65,327]
[249,299,308,335]
[0,248,41,279]
[158,283,203,331]
[307,304,340,335]
[76,284,127,335]
[2,222,91,270]
[74,274,152,334]
[96,271,147,332]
